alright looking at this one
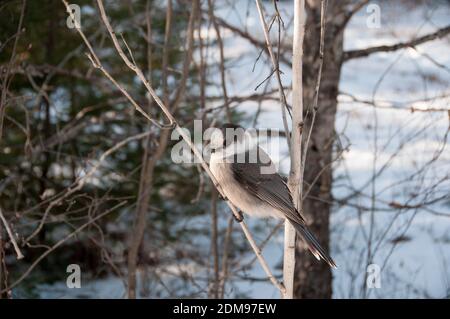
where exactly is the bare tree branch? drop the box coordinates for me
[212,13,291,66]
[0,0,26,139]
[63,0,286,296]
[0,208,24,260]
[208,0,231,121]
[255,0,292,154]
[343,25,450,61]
[1,201,127,294]
[285,0,307,299]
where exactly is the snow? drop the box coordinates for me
[210,0,450,298]
[37,0,450,299]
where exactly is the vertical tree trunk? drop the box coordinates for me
[127,0,198,298]
[127,130,170,298]
[286,0,306,300]
[294,0,346,299]
[38,0,56,244]
[0,223,3,298]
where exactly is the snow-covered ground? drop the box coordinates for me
[208,0,450,298]
[36,0,450,299]
[334,2,450,298]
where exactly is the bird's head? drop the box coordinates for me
[207,123,256,158]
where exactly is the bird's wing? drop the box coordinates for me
[230,149,306,225]
[231,148,337,268]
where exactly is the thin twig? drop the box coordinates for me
[208,0,232,121]
[209,188,219,298]
[65,0,286,295]
[344,25,450,61]
[301,0,327,184]
[0,0,26,139]
[0,201,127,294]
[25,131,151,243]
[255,0,291,155]
[0,208,24,260]
[219,215,234,298]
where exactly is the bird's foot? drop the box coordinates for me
[233,210,244,223]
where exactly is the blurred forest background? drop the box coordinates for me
[0,0,449,298]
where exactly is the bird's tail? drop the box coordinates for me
[291,220,337,269]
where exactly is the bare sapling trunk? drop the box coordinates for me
[294,0,344,298]
[286,0,306,300]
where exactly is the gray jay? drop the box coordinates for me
[208,123,336,268]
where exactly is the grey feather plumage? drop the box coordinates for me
[230,151,336,268]
[209,124,336,268]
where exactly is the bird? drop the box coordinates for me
[208,123,336,268]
